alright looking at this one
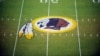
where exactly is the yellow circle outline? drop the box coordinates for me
[32,16,77,33]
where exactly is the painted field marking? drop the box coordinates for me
[7,18,10,21]
[12,0,24,56]
[41,33,43,36]
[88,18,90,22]
[81,18,97,22]
[96,34,99,37]
[10,33,13,36]
[25,18,27,21]
[66,34,68,36]
[77,33,80,36]
[59,34,62,36]
[53,34,55,36]
[3,33,6,37]
[30,18,32,21]
[74,0,82,56]
[84,33,86,37]
[46,33,49,56]
[72,33,74,37]
[13,18,15,21]
[35,33,37,36]
[90,34,93,37]
[82,18,84,22]
[1,18,4,21]
[94,19,96,22]
[46,0,51,56]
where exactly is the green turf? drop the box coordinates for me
[0,0,100,56]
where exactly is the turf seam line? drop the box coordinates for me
[74,0,82,56]
[12,0,24,56]
[46,0,51,56]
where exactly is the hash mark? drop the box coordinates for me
[94,19,96,22]
[88,19,90,22]
[96,34,99,37]
[72,33,74,36]
[66,34,68,36]
[25,18,27,21]
[82,18,84,22]
[13,18,15,21]
[90,34,93,37]
[7,18,10,21]
[1,18,3,21]
[41,33,43,36]
[10,33,13,36]
[31,19,32,21]
[3,33,6,37]
[35,33,37,36]
[59,34,61,36]
[84,33,86,37]
[53,34,55,36]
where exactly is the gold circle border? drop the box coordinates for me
[32,16,77,33]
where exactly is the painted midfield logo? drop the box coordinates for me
[18,16,77,39]
[32,16,77,33]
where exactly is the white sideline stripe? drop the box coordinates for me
[12,0,24,56]
[46,0,51,56]
[74,0,82,56]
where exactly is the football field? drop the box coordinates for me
[0,0,100,56]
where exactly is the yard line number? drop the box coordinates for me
[92,0,100,3]
[40,0,58,3]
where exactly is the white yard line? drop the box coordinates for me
[46,33,49,56]
[46,0,51,56]
[74,0,82,56]
[12,0,24,56]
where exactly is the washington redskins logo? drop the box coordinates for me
[32,16,77,33]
